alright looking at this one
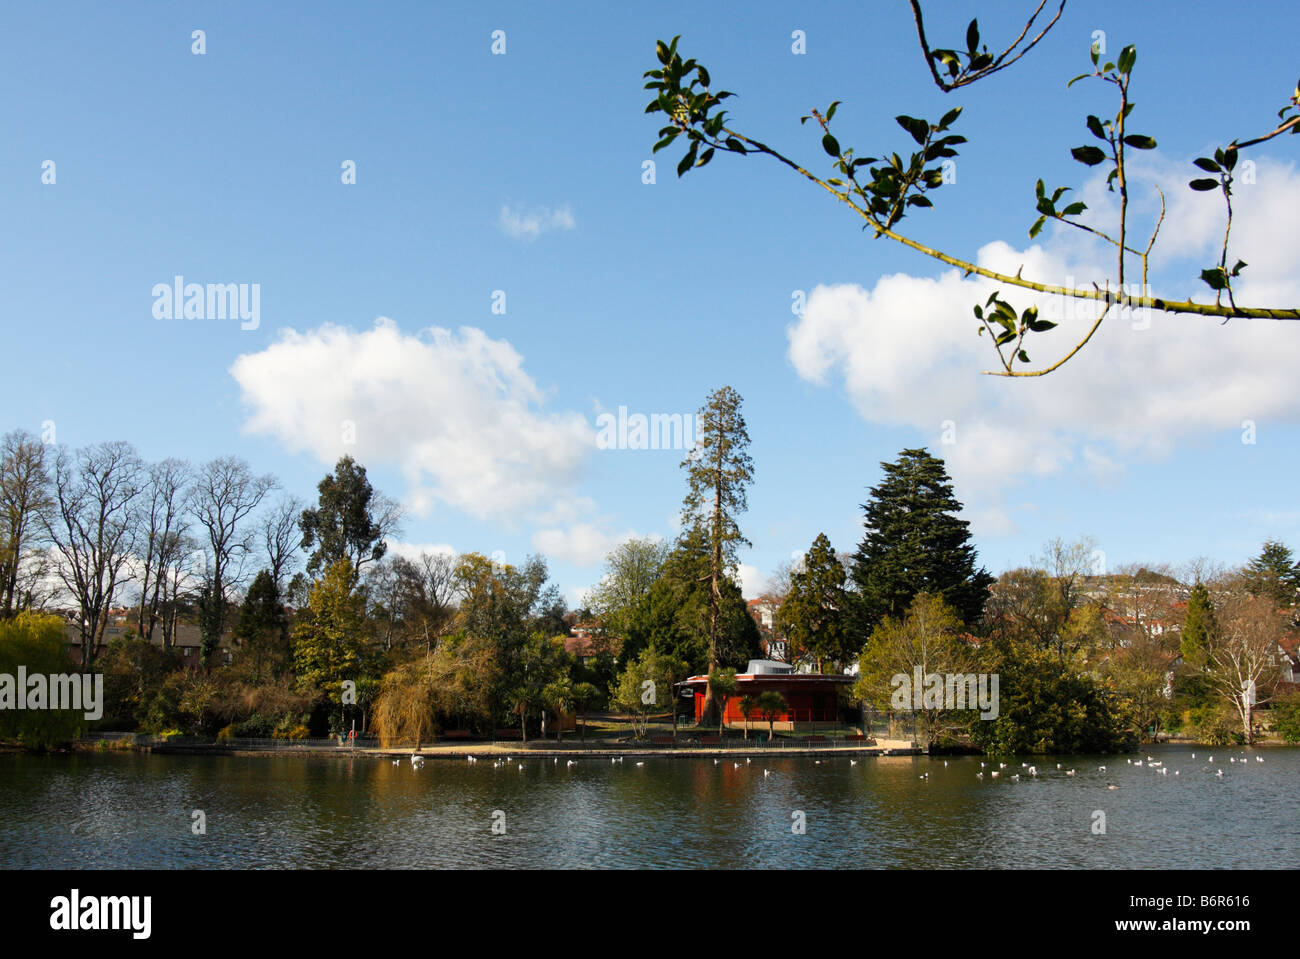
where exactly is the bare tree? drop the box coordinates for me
[0,430,54,617]
[189,456,277,665]
[130,458,192,642]
[392,550,458,652]
[1191,582,1291,743]
[157,531,202,649]
[45,442,144,668]
[260,494,304,591]
[1104,562,1186,650]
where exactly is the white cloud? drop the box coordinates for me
[385,540,458,562]
[498,204,575,240]
[786,158,1300,527]
[531,522,641,568]
[736,563,769,599]
[231,318,592,522]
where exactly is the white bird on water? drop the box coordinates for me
[1256,756,1264,763]
[566,760,577,767]
[919,773,929,780]
[1216,769,1224,778]
[1159,767,1168,775]
[850,760,858,766]
[999,763,1007,769]
[764,769,771,777]
[977,772,984,780]
[636,761,645,767]
[391,758,400,766]
[1098,766,1106,772]
[1065,769,1075,776]
[1010,774,1020,781]
[734,762,742,769]
[990,771,999,778]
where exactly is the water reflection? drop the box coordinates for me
[1,746,1295,869]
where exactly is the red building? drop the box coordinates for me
[677,660,853,728]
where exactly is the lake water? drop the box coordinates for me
[1,745,1296,868]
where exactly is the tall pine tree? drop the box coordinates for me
[1243,540,1300,611]
[680,385,754,725]
[849,449,992,642]
[777,532,849,672]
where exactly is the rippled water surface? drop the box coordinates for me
[2,745,1296,868]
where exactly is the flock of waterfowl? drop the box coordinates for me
[387,749,1265,786]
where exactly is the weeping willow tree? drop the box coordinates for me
[371,637,498,747]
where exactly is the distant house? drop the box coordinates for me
[564,621,622,665]
[57,611,232,668]
[747,595,789,663]
[677,659,853,730]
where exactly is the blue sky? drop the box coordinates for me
[4,0,1299,605]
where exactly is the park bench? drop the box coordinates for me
[700,736,721,745]
[442,730,472,740]
[493,729,522,740]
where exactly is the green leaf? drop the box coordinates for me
[826,100,841,122]
[966,19,980,54]
[1230,259,1248,276]
[1123,134,1157,150]
[652,132,678,153]
[1193,157,1222,173]
[656,40,670,65]
[1188,178,1219,191]
[1029,216,1046,239]
[895,115,929,146]
[907,195,933,208]
[1067,73,1091,87]
[1027,318,1058,332]
[1086,115,1106,140]
[676,145,697,177]
[697,65,710,87]
[1200,268,1228,290]
[1061,201,1087,216]
[1118,45,1136,75]
[1017,349,1031,364]
[1071,145,1107,166]
[822,133,841,157]
[696,147,715,168]
[1223,146,1238,170]
[939,106,962,129]
[1035,178,1045,198]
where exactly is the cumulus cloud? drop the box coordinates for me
[786,158,1300,525]
[531,522,643,568]
[498,204,575,240]
[736,563,770,599]
[384,540,458,562]
[230,318,592,522]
